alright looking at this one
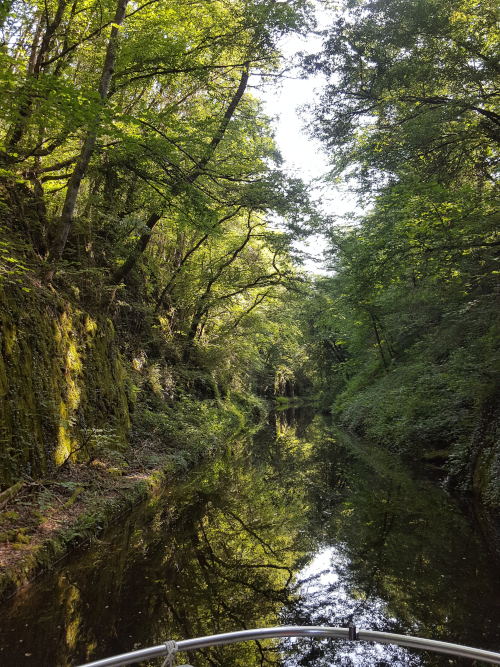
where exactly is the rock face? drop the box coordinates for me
[0,285,130,487]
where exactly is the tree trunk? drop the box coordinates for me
[111,212,161,284]
[183,307,206,362]
[186,62,249,182]
[44,0,129,283]
[155,208,242,312]
[468,392,500,490]
[7,0,68,150]
[109,65,250,286]
[371,313,389,372]
[27,19,43,75]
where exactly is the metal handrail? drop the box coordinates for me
[76,625,500,667]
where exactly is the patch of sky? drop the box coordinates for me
[255,2,359,275]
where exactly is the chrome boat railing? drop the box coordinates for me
[76,625,500,667]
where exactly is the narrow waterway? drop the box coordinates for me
[1,409,500,667]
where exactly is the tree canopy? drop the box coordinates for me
[300,0,500,501]
[0,0,318,394]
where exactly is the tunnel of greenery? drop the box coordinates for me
[1,0,500,569]
[0,0,317,494]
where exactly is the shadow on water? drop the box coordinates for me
[1,410,500,667]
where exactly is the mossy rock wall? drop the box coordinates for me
[0,285,130,488]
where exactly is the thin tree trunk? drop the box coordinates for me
[183,306,207,362]
[468,392,499,490]
[27,20,43,75]
[44,0,129,283]
[109,65,250,286]
[186,62,249,182]
[154,207,242,312]
[7,0,68,150]
[373,311,396,358]
[371,313,389,372]
[182,216,254,361]
[111,212,161,285]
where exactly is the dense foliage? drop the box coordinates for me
[3,0,500,509]
[303,0,500,502]
[0,0,319,484]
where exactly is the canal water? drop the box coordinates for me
[1,409,500,667]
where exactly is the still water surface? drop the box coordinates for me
[1,410,500,667]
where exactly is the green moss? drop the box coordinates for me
[0,284,131,488]
[0,527,29,543]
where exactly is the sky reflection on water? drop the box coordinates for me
[283,546,419,667]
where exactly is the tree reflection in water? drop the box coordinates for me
[1,411,500,667]
[0,411,314,667]
[281,418,500,666]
